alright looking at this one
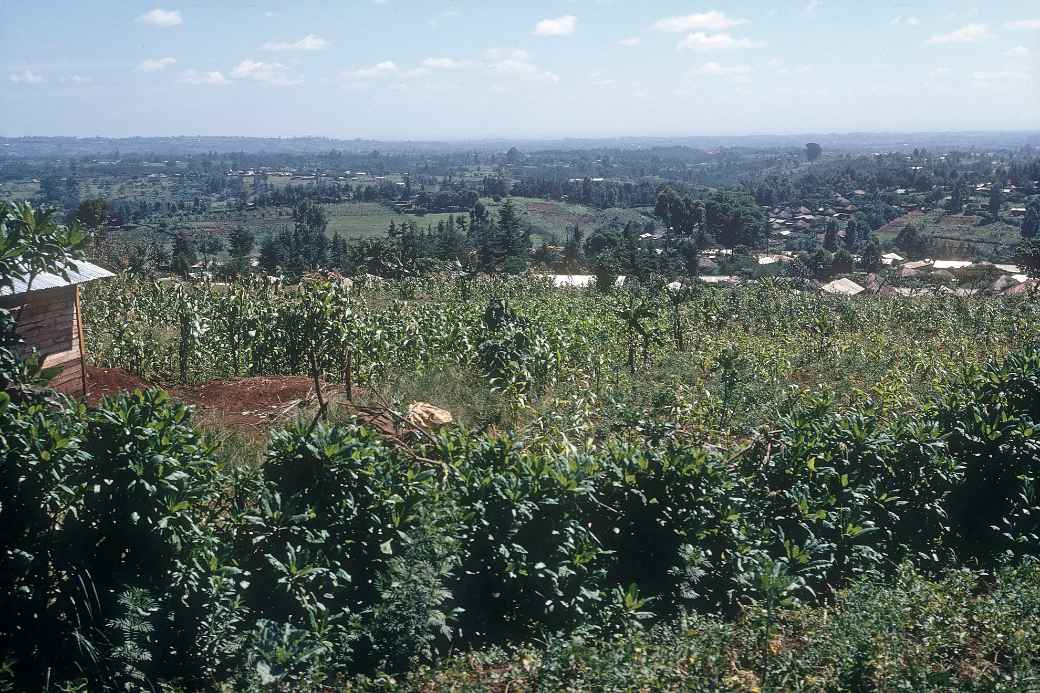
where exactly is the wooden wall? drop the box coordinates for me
[0,285,85,396]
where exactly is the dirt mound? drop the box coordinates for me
[85,368,409,442]
[86,366,157,405]
[172,376,337,430]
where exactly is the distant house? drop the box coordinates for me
[1010,207,1027,217]
[881,252,905,266]
[932,260,973,270]
[0,260,114,396]
[821,278,865,296]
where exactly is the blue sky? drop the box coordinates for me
[1,1,1038,139]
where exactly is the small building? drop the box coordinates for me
[820,277,865,296]
[0,260,114,396]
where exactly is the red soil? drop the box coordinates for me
[170,376,336,430]
[86,365,155,405]
[84,366,406,440]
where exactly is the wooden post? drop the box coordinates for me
[75,286,87,397]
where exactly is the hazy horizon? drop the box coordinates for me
[2,1,1038,139]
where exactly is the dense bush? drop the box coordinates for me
[4,300,1040,689]
[398,564,1040,692]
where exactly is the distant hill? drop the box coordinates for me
[2,130,1039,158]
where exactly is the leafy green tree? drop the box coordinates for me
[895,224,928,260]
[75,198,110,230]
[1022,198,1040,239]
[823,220,839,252]
[495,199,530,273]
[563,224,584,272]
[989,184,1004,221]
[844,218,860,250]
[0,201,88,295]
[946,180,965,214]
[705,192,767,248]
[860,237,883,272]
[1014,240,1040,292]
[229,226,255,259]
[832,249,854,275]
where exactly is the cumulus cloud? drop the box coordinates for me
[927,24,991,44]
[137,57,177,72]
[9,68,44,84]
[1006,45,1030,57]
[1005,19,1040,30]
[421,57,469,69]
[534,15,577,36]
[487,58,559,84]
[971,70,1030,82]
[690,62,752,82]
[891,16,920,26]
[677,32,762,51]
[484,48,531,62]
[63,75,93,84]
[230,60,301,86]
[618,36,641,47]
[136,9,182,27]
[177,70,227,85]
[483,50,558,84]
[344,60,401,80]
[653,10,746,33]
[261,34,328,51]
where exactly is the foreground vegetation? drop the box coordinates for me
[402,564,1040,692]
[85,272,1040,439]
[6,272,1040,688]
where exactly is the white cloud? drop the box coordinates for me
[137,57,177,72]
[891,16,920,26]
[484,48,531,62]
[484,51,559,84]
[1006,45,1030,57]
[534,15,577,36]
[9,68,44,84]
[690,61,752,82]
[344,60,400,81]
[177,70,227,85]
[64,75,92,84]
[421,57,469,69]
[618,36,641,47]
[971,70,1030,82]
[1006,19,1040,30]
[487,59,559,83]
[927,24,991,44]
[230,60,301,86]
[652,11,746,33]
[136,9,182,27]
[261,34,328,51]
[804,0,823,15]
[678,32,761,51]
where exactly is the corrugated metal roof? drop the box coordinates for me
[821,278,865,296]
[1,260,115,296]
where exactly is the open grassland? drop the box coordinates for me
[481,196,655,244]
[323,201,457,239]
[0,179,40,201]
[875,209,1022,249]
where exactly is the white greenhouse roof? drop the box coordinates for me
[1,260,114,297]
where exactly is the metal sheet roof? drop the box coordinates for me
[821,278,866,296]
[1,260,115,297]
